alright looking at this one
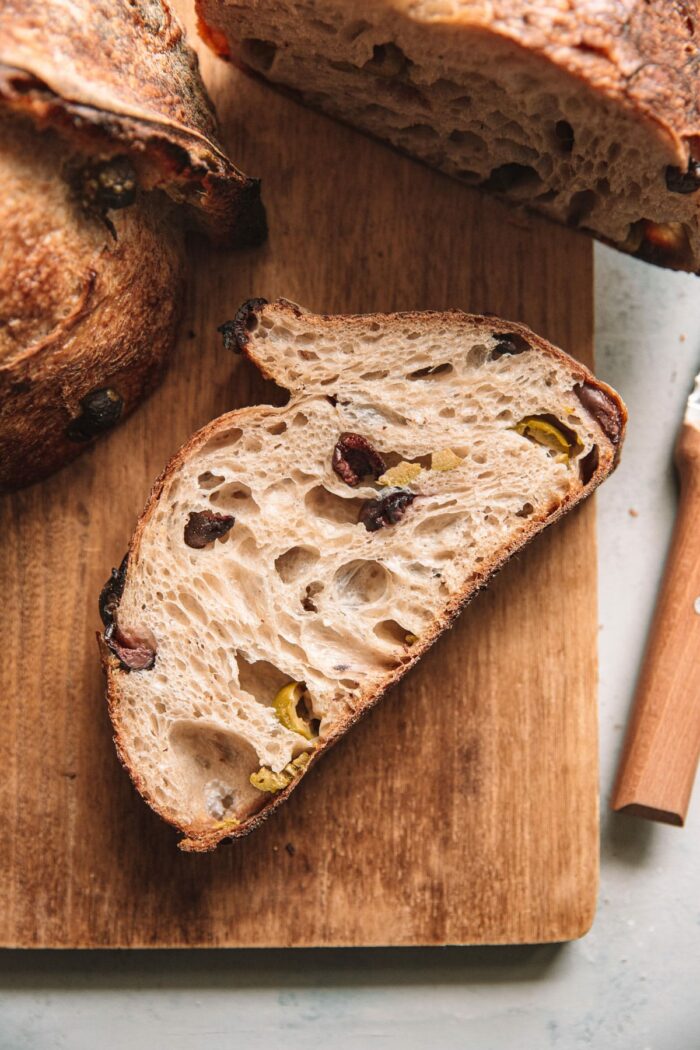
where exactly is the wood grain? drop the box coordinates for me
[612,423,700,826]
[0,19,598,946]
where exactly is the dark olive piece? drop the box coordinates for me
[332,432,386,487]
[575,384,623,446]
[78,156,138,212]
[184,510,235,549]
[67,387,123,442]
[99,552,129,627]
[219,298,269,353]
[491,331,531,359]
[665,162,700,194]
[359,490,415,532]
[105,622,156,671]
[579,445,600,485]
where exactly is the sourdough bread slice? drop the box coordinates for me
[197,0,700,271]
[100,299,626,851]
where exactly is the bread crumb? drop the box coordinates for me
[628,508,639,518]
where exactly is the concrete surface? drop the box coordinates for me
[1,245,698,1050]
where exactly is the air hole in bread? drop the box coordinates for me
[292,412,309,427]
[567,189,597,226]
[209,482,258,514]
[333,559,390,605]
[341,19,370,42]
[483,163,542,195]
[176,590,208,626]
[373,619,414,648]
[449,129,485,151]
[415,512,463,537]
[407,362,454,381]
[275,545,321,583]
[236,654,289,705]
[198,471,225,490]
[304,485,367,525]
[554,120,575,153]
[516,502,535,518]
[201,428,242,454]
[405,123,439,140]
[360,369,389,381]
[170,721,262,822]
[466,344,489,368]
[267,421,287,435]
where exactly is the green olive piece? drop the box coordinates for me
[514,415,581,461]
[274,682,317,740]
[250,753,311,794]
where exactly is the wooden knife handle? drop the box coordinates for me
[612,424,700,825]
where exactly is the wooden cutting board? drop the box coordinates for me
[0,18,598,947]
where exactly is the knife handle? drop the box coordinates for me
[612,424,700,825]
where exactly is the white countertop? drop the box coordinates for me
[1,246,698,1050]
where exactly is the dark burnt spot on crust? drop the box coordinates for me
[575,383,624,447]
[99,552,129,628]
[218,298,268,353]
[184,510,235,549]
[332,432,386,487]
[67,387,123,442]
[105,622,156,671]
[359,490,415,531]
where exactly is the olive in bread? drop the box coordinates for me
[0,0,266,492]
[197,0,700,271]
[100,299,626,851]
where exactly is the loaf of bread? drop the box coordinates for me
[100,299,626,851]
[197,0,700,271]
[0,0,266,492]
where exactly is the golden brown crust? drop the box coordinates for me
[0,0,266,248]
[0,113,184,492]
[101,300,627,851]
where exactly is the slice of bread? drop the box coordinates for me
[100,299,626,851]
[197,0,700,271]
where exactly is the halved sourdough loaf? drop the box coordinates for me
[0,0,266,491]
[197,0,700,271]
[100,299,626,851]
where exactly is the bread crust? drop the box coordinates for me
[102,300,627,851]
[197,0,700,269]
